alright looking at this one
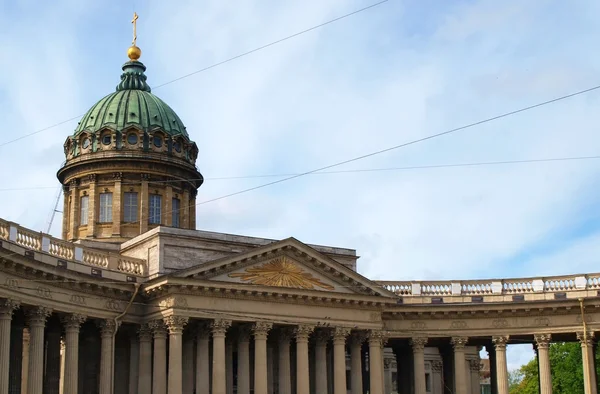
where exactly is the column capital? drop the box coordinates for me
[97,319,119,337]
[164,315,189,334]
[252,321,273,340]
[492,335,510,350]
[576,331,595,347]
[149,319,168,338]
[294,324,314,342]
[332,327,351,344]
[61,313,86,332]
[451,336,468,350]
[26,306,52,327]
[313,328,331,346]
[138,323,153,342]
[277,327,295,344]
[410,337,428,351]
[383,358,392,368]
[534,333,552,349]
[349,331,367,347]
[211,319,232,337]
[367,330,387,347]
[0,298,20,318]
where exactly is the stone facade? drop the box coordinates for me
[0,218,598,394]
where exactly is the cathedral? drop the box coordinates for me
[0,15,598,394]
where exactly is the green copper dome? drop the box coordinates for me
[73,61,189,138]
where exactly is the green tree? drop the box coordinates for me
[509,342,600,394]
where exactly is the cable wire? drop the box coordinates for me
[0,1,388,150]
[2,154,600,192]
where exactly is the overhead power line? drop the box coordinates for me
[193,85,600,207]
[2,155,600,193]
[0,1,388,150]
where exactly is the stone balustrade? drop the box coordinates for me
[0,218,147,276]
[378,272,600,303]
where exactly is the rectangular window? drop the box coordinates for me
[80,195,89,226]
[123,192,138,223]
[172,198,180,228]
[149,194,162,224]
[99,193,113,223]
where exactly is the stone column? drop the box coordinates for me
[253,322,272,394]
[140,174,149,233]
[151,320,168,394]
[165,316,189,394]
[469,359,481,394]
[226,340,234,394]
[98,320,118,394]
[196,323,211,394]
[211,319,232,394]
[534,334,552,394]
[22,328,30,394]
[237,326,252,394]
[411,337,428,394]
[62,314,86,394]
[0,299,19,393]
[368,331,384,394]
[294,325,314,394]
[59,340,65,394]
[314,330,329,394]
[182,332,194,394]
[349,332,366,394]
[577,332,597,394]
[451,337,469,394]
[492,336,510,394]
[26,307,52,394]
[112,172,122,236]
[432,361,444,394]
[129,330,140,394]
[278,328,293,394]
[332,327,350,394]
[137,324,153,394]
[384,359,393,394]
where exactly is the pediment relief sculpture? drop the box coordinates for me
[228,257,335,291]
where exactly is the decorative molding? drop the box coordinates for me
[534,333,552,349]
[576,331,595,347]
[349,331,367,347]
[159,296,188,309]
[252,322,273,340]
[492,335,510,350]
[164,316,189,334]
[294,324,314,341]
[431,361,443,373]
[228,257,335,291]
[149,319,168,338]
[68,294,86,305]
[211,319,232,337]
[196,322,212,339]
[492,318,509,329]
[451,337,468,350]
[410,321,427,330]
[0,299,20,317]
[410,337,428,351]
[450,320,467,329]
[237,325,253,343]
[313,329,331,345]
[367,330,386,346]
[62,314,87,331]
[277,327,295,344]
[36,286,52,299]
[105,299,123,312]
[98,320,119,336]
[25,307,52,327]
[138,323,153,342]
[332,327,351,343]
[469,359,482,372]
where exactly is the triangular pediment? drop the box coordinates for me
[171,238,394,297]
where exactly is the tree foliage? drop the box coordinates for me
[509,342,600,394]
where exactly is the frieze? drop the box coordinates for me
[533,317,550,327]
[492,318,509,329]
[576,314,595,323]
[5,278,18,289]
[410,321,427,330]
[36,286,52,299]
[105,299,123,312]
[68,294,86,305]
[450,320,467,329]
[159,296,188,309]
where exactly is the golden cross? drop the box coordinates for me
[131,12,139,46]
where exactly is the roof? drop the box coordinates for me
[73,61,189,139]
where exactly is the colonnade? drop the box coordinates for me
[0,298,598,394]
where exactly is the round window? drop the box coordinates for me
[173,142,182,153]
[127,133,138,145]
[102,135,111,145]
[82,138,91,149]
[153,135,163,148]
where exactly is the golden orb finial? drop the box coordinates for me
[128,12,141,61]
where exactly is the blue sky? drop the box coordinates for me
[1,0,600,370]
